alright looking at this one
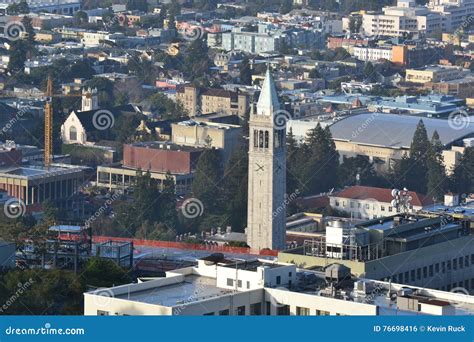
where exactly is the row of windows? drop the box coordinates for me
[334,199,414,212]
[390,255,474,285]
[253,129,284,149]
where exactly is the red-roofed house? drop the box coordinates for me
[329,185,434,220]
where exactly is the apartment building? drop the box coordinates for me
[362,0,442,37]
[176,85,249,119]
[84,256,474,316]
[405,65,470,83]
[221,24,323,54]
[353,46,393,62]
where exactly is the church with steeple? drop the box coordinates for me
[247,67,287,251]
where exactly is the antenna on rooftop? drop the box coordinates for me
[391,188,412,217]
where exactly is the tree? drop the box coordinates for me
[126,0,148,12]
[159,172,178,230]
[133,170,161,224]
[191,149,222,216]
[183,38,210,82]
[451,147,474,194]
[302,124,339,195]
[7,40,28,73]
[17,0,29,13]
[74,10,88,24]
[279,0,293,14]
[427,131,447,201]
[363,62,376,82]
[82,257,131,288]
[309,68,321,79]
[21,16,35,51]
[392,120,431,194]
[221,147,248,232]
[338,155,385,188]
[239,57,252,85]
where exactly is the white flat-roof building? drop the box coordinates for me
[84,256,474,316]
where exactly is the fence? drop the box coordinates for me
[92,236,279,257]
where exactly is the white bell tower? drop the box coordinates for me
[247,67,287,251]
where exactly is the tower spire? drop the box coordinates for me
[256,66,279,116]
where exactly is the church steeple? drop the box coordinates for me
[256,66,280,116]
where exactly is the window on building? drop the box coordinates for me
[227,278,233,286]
[69,126,78,141]
[259,131,263,148]
[417,268,421,280]
[276,276,281,285]
[266,301,271,315]
[219,309,229,316]
[203,312,214,316]
[296,307,310,316]
[429,265,433,277]
[238,280,242,288]
[247,281,250,289]
[277,305,290,316]
[381,206,385,211]
[388,206,393,212]
[250,303,261,315]
[253,130,258,148]
[264,131,269,148]
[97,310,109,316]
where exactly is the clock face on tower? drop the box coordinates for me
[254,162,265,173]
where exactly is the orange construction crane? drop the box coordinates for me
[44,76,53,168]
[43,77,85,168]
